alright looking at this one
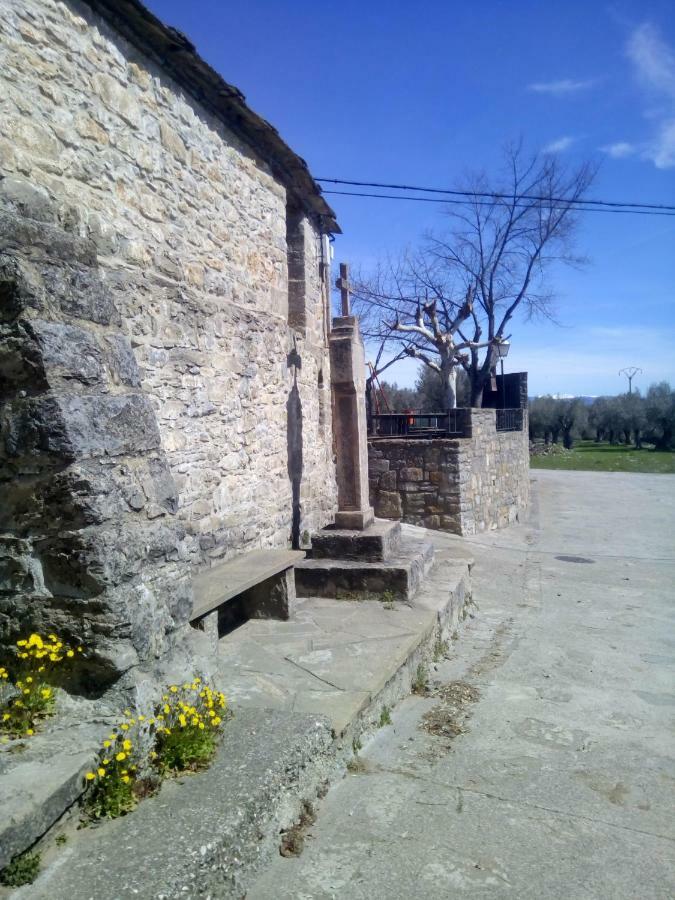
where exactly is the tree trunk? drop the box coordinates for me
[655,426,673,451]
[563,428,574,450]
[442,362,457,411]
[634,429,642,449]
[595,429,602,442]
[624,430,631,445]
[544,431,551,446]
[552,427,560,444]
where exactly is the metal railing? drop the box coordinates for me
[495,408,524,432]
[369,410,468,438]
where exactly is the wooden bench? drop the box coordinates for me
[190,549,305,638]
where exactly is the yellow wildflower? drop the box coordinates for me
[103,740,111,749]
[122,739,132,751]
[122,775,131,784]
[116,752,126,762]
[85,772,96,781]
[169,686,178,693]
[97,767,106,777]
[26,729,34,736]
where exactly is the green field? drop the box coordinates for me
[530,440,675,474]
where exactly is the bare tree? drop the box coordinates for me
[351,144,596,409]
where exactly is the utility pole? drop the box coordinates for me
[619,367,643,394]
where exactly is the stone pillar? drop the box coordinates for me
[329,316,374,530]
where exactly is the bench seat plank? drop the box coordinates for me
[191,549,305,621]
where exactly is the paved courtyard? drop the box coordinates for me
[248,470,675,899]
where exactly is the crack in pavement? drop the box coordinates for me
[353,762,675,845]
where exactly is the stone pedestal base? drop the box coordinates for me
[334,507,375,531]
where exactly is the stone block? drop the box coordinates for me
[240,567,296,621]
[3,392,161,462]
[375,491,402,519]
[400,466,423,481]
[379,469,397,490]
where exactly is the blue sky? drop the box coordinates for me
[147,0,674,397]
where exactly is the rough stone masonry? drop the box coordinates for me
[368,409,530,535]
[0,0,339,685]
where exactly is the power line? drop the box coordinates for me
[317,177,675,213]
[322,189,675,217]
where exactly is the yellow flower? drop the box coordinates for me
[28,634,43,648]
[2,713,9,721]
[198,722,205,730]
[212,717,221,726]
[77,647,84,653]
[26,676,33,684]
[49,634,57,641]
[116,752,126,762]
[120,724,129,731]
[123,739,132,751]
[66,650,74,658]
[103,740,111,749]
[97,767,106,777]
[85,772,96,781]
[169,686,178,693]
[178,714,187,727]
[122,775,131,784]
[163,705,170,714]
[26,729,34,736]
[102,758,110,765]
[124,709,131,716]
[138,715,145,722]
[41,688,52,699]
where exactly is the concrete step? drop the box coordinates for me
[295,535,434,601]
[310,519,401,562]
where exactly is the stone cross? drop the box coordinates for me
[335,262,351,317]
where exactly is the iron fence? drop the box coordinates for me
[495,408,524,432]
[369,410,468,438]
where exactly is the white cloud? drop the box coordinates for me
[528,78,596,96]
[600,141,638,158]
[627,23,675,98]
[615,23,675,169]
[543,136,576,153]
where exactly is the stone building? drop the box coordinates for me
[0,0,339,683]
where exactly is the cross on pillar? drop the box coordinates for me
[335,262,351,316]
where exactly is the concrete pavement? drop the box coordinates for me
[248,470,675,899]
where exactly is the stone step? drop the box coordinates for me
[295,536,434,602]
[7,527,472,899]
[310,518,401,562]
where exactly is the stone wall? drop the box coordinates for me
[368,409,529,536]
[0,0,337,682]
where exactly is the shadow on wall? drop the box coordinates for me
[287,347,303,549]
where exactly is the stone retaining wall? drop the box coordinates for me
[368,409,529,535]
